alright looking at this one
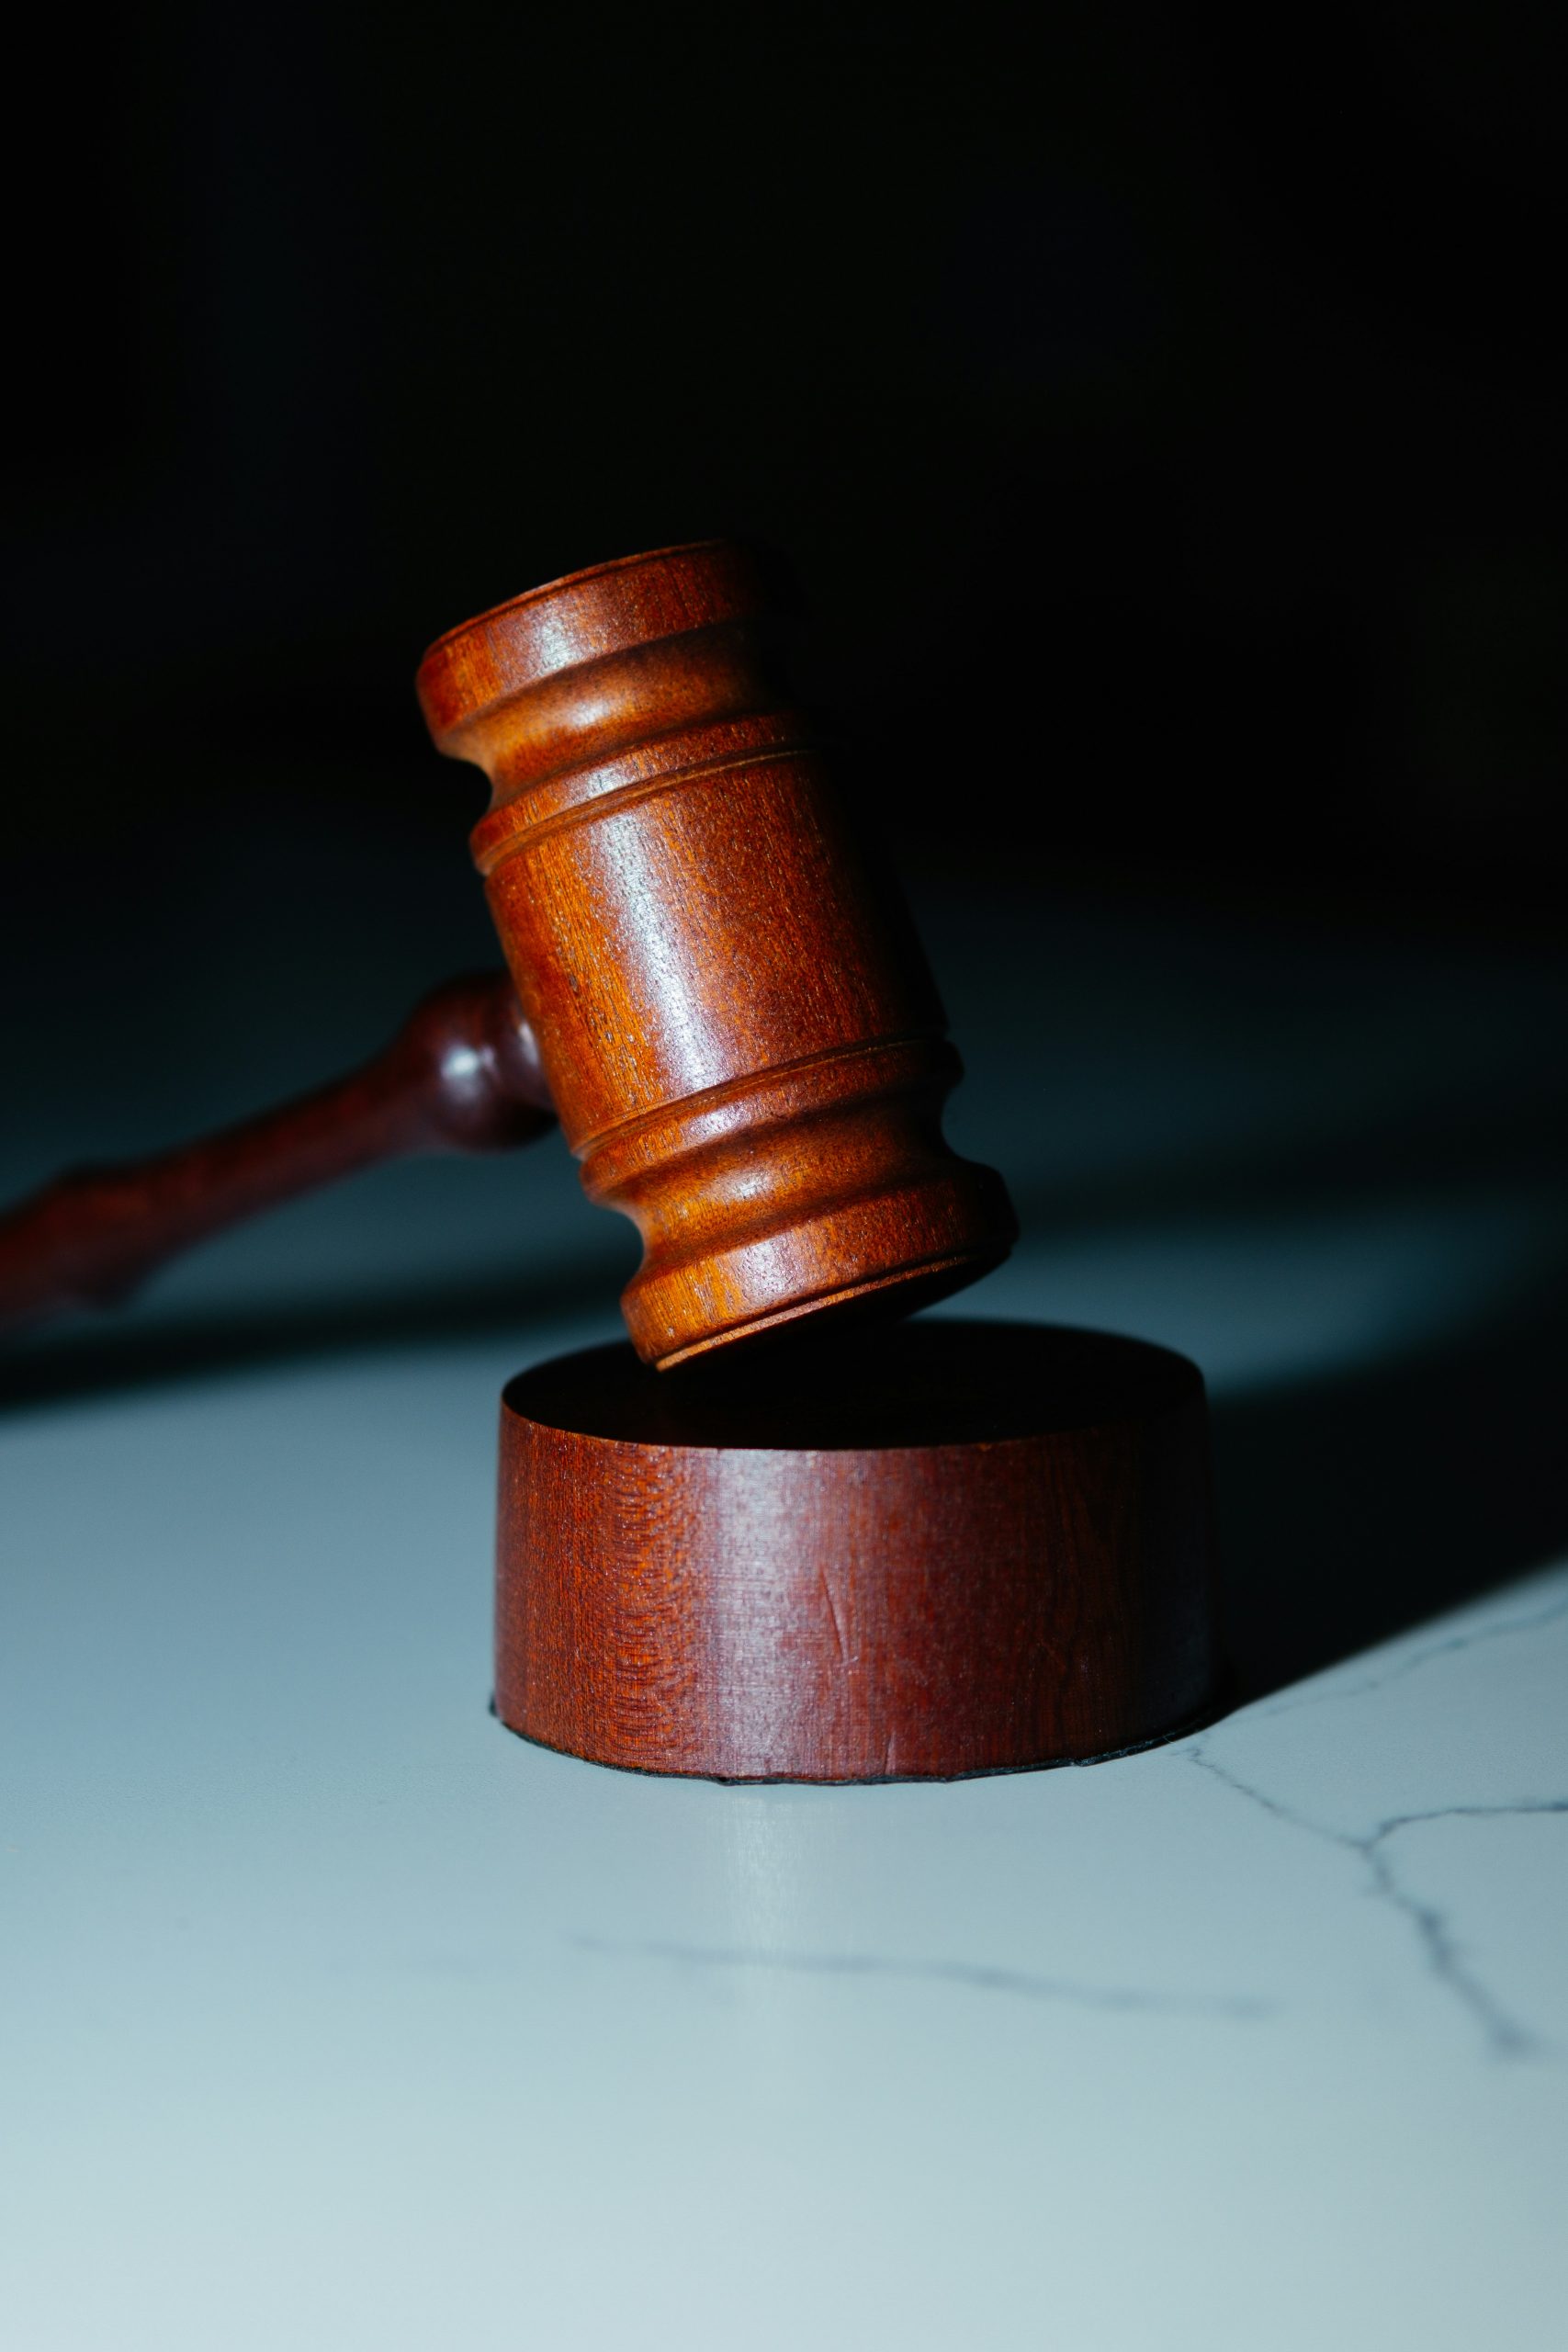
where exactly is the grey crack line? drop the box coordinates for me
[1189,1741,1568,2057]
[1258,1581,1568,1727]
[574,1936,1273,2020]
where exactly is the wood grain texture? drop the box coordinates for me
[495,1319,1220,1781]
[0,972,550,1333]
[420,543,1016,1368]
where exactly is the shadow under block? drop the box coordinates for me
[496,1319,1220,1782]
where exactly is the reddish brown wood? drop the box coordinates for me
[495,1319,1220,1781]
[420,541,1016,1369]
[2,541,1011,1365]
[0,972,551,1334]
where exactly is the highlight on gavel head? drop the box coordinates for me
[416,540,1016,1369]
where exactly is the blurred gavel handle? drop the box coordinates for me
[0,972,554,1336]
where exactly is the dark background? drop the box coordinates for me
[6,0,1565,916]
[5,0,1568,1699]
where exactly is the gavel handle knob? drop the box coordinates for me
[0,971,554,1336]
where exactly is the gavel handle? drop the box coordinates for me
[0,971,554,1336]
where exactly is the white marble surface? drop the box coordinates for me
[6,885,1568,2346]
[5,1305,1567,2351]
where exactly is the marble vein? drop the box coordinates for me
[573,1936,1274,2019]
[1189,1742,1568,2057]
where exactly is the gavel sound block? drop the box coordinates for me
[496,1321,1219,1780]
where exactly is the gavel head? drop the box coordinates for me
[417,541,1016,1368]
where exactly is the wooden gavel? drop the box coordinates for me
[0,543,1015,1367]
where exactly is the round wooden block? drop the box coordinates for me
[495,1319,1220,1782]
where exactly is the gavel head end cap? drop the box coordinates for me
[416,540,763,751]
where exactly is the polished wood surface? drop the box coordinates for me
[2,541,1012,1368]
[0,973,551,1334]
[421,542,1016,1367]
[495,1319,1220,1781]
